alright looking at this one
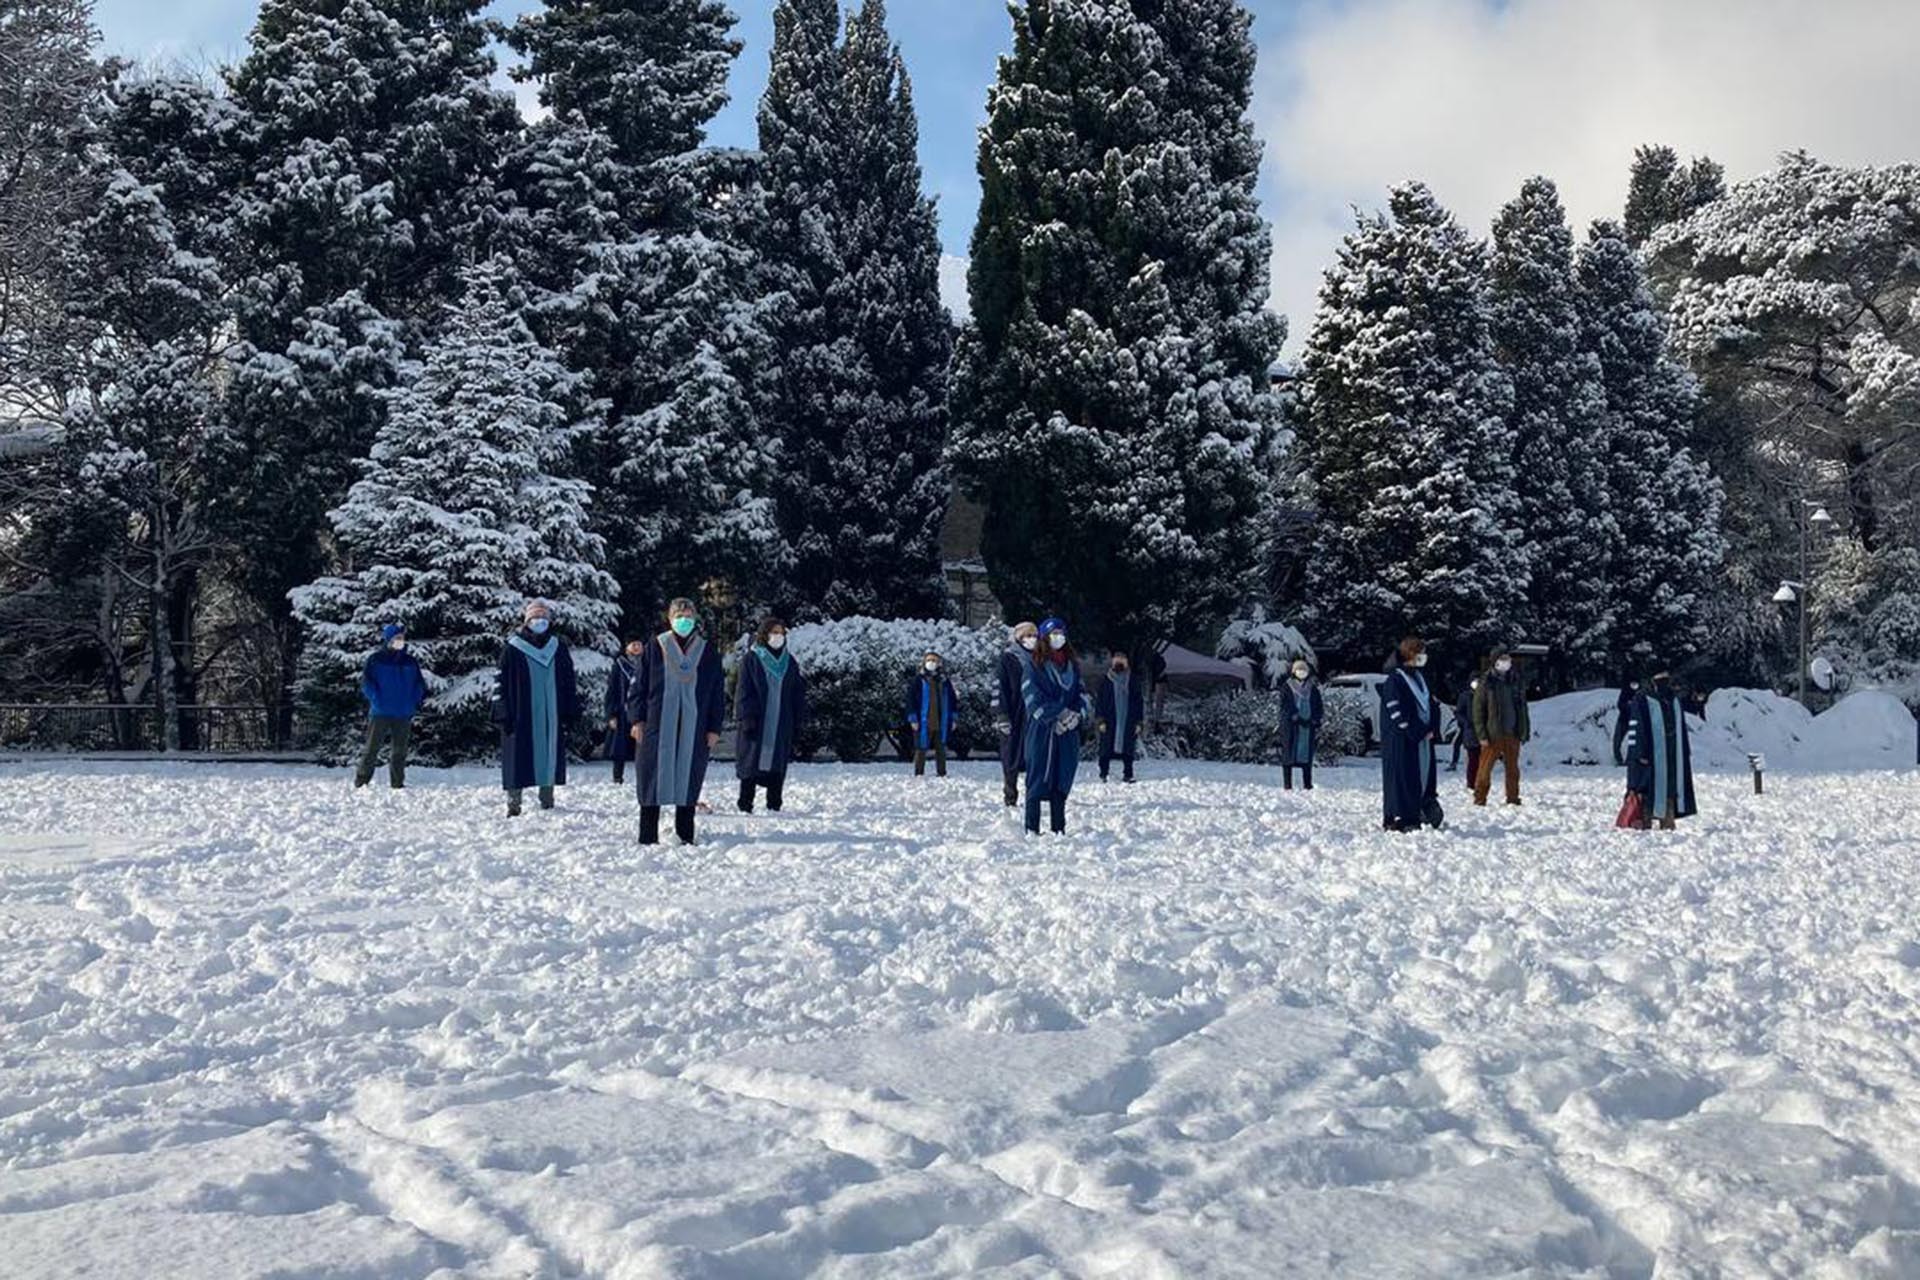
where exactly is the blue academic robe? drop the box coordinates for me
[1626,688,1698,820]
[1096,673,1146,762]
[1380,661,1443,828]
[1023,657,1093,802]
[996,649,1030,773]
[493,632,579,791]
[604,654,641,764]
[1279,680,1324,767]
[628,633,727,807]
[905,674,960,750]
[735,652,807,781]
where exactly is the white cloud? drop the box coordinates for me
[1256,0,1920,349]
[939,253,971,322]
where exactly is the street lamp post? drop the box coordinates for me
[1774,501,1834,708]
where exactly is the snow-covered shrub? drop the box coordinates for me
[781,617,1005,761]
[1318,687,1369,759]
[1216,613,1316,688]
[1177,685,1368,765]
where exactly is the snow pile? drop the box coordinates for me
[1528,686,1918,772]
[4,760,1920,1276]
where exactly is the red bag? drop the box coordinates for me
[1615,790,1645,830]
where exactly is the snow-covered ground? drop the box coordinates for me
[3,743,1919,1276]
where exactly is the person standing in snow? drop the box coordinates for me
[735,618,806,814]
[905,652,960,778]
[1624,670,1696,829]
[495,599,580,817]
[1380,635,1444,832]
[996,622,1038,805]
[1278,657,1323,791]
[629,597,727,845]
[1472,647,1531,807]
[1450,676,1480,784]
[1612,677,1639,767]
[1022,617,1094,834]
[604,637,645,786]
[1096,651,1145,783]
[355,623,428,789]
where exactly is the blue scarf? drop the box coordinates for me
[653,632,706,805]
[754,645,789,774]
[507,634,560,787]
[1110,672,1132,751]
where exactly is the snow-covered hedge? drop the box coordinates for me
[779,616,1007,762]
[1175,686,1367,764]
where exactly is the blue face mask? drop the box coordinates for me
[671,616,697,638]
[528,617,550,635]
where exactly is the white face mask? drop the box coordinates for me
[1495,658,1512,674]
[1019,636,1037,651]
[1411,652,1428,668]
[1291,665,1309,681]
[768,634,786,650]
[1049,633,1067,651]
[924,660,940,673]
[390,639,406,651]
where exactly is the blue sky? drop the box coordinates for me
[93,0,1920,341]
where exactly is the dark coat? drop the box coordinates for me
[1473,671,1531,742]
[604,654,642,764]
[1626,687,1697,820]
[1023,655,1093,801]
[627,632,727,807]
[493,631,579,791]
[734,650,807,781]
[996,649,1030,772]
[1380,659,1443,828]
[362,647,428,720]
[1096,671,1146,761]
[1278,678,1324,766]
[905,673,960,750]
[1455,687,1479,749]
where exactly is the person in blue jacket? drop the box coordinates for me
[495,599,580,816]
[905,652,960,778]
[1380,634,1444,832]
[1624,670,1696,829]
[1278,657,1323,791]
[629,597,727,845]
[1095,650,1145,783]
[735,617,807,814]
[1022,617,1093,834]
[604,637,645,785]
[996,622,1037,806]
[355,623,428,789]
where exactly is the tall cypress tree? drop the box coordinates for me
[1296,183,1525,664]
[1489,176,1615,678]
[1577,221,1724,669]
[1624,144,1724,247]
[222,0,520,728]
[758,0,954,620]
[948,0,1285,647]
[506,0,780,629]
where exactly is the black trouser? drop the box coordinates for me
[612,752,627,784]
[1099,749,1134,782]
[506,785,554,815]
[1024,793,1066,834]
[913,743,947,777]
[738,773,785,813]
[1002,763,1020,806]
[356,717,411,787]
[1283,762,1313,790]
[1612,714,1629,766]
[639,804,696,844]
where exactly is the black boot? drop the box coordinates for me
[675,806,697,846]
[507,789,523,817]
[766,776,784,812]
[738,779,755,814]
[639,806,661,845]
[538,786,555,810]
[1049,798,1067,834]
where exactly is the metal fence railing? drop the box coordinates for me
[0,705,290,754]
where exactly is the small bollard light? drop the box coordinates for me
[1747,753,1766,795]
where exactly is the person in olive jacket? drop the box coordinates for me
[1472,647,1531,806]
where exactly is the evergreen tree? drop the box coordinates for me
[506,0,780,629]
[1489,176,1614,679]
[1577,221,1724,669]
[948,0,1285,647]
[291,260,620,759]
[1623,144,1724,247]
[221,0,521,731]
[758,0,953,620]
[1295,183,1525,664]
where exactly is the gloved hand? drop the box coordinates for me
[995,721,1012,735]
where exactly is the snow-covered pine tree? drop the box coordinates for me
[1623,144,1724,247]
[948,0,1285,648]
[222,0,521,731]
[1489,177,1615,680]
[290,259,620,761]
[505,0,780,631]
[757,0,953,620]
[1295,182,1525,665]
[1576,221,1724,672]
